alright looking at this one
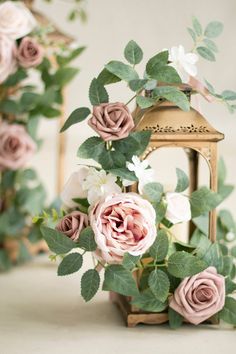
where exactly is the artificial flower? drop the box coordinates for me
[17,36,44,68]
[169,266,225,325]
[56,211,88,241]
[0,34,16,84]
[165,192,191,224]
[89,192,156,263]
[168,45,198,82]
[126,155,154,193]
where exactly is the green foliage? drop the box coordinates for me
[89,78,109,105]
[77,136,106,161]
[167,251,208,278]
[60,107,90,132]
[219,297,236,325]
[103,265,139,296]
[129,79,148,92]
[175,168,189,192]
[131,289,167,312]
[149,230,169,262]
[152,86,190,111]
[97,68,121,85]
[225,277,236,294]
[190,187,222,218]
[196,47,215,61]
[81,269,100,302]
[168,308,183,329]
[122,253,140,270]
[136,95,155,108]
[148,269,170,302]
[41,226,76,254]
[143,182,163,203]
[105,60,139,81]
[124,40,143,65]
[204,21,224,38]
[58,253,83,276]
[77,227,97,251]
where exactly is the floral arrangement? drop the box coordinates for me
[40,17,236,328]
[0,0,85,270]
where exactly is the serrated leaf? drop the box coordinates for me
[190,187,222,218]
[77,136,105,161]
[130,130,152,156]
[129,79,148,92]
[58,253,83,276]
[149,230,169,262]
[143,182,163,203]
[60,107,90,132]
[148,269,170,302]
[105,60,139,81]
[219,297,236,325]
[168,307,183,329]
[77,227,97,251]
[124,40,143,65]
[103,265,139,296]
[131,289,167,312]
[81,269,100,302]
[204,21,223,38]
[192,16,202,36]
[168,251,208,278]
[136,96,155,108]
[122,253,140,270]
[41,226,76,254]
[197,46,215,61]
[89,78,109,105]
[150,65,182,83]
[98,150,126,170]
[146,51,169,77]
[153,86,189,111]
[97,68,121,85]
[175,168,189,192]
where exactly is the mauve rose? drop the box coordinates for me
[0,34,17,84]
[165,192,191,224]
[0,122,36,171]
[17,37,44,68]
[56,211,88,241]
[89,193,156,264]
[88,102,134,141]
[0,1,36,40]
[169,266,225,325]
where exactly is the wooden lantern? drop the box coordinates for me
[111,86,224,327]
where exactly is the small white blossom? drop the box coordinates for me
[168,45,198,82]
[126,156,154,193]
[225,231,235,242]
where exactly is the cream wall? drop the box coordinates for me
[32,0,236,214]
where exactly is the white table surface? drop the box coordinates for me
[0,255,235,354]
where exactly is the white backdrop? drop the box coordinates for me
[32,0,236,216]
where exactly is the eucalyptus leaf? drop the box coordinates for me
[143,182,163,203]
[175,168,189,192]
[190,187,222,218]
[204,21,223,38]
[219,296,236,325]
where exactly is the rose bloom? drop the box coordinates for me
[165,192,191,224]
[56,211,88,241]
[0,1,36,40]
[169,267,225,325]
[0,34,16,84]
[0,122,36,171]
[60,167,89,209]
[89,193,156,263]
[88,102,134,141]
[17,37,44,68]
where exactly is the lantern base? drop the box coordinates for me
[109,292,219,327]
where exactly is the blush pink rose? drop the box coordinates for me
[169,266,225,325]
[88,102,134,141]
[0,122,36,171]
[17,36,44,68]
[56,211,88,241]
[89,193,156,263]
[0,34,17,84]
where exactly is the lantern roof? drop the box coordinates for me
[135,100,224,142]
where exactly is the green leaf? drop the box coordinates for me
[168,308,183,329]
[58,253,83,276]
[190,187,222,218]
[202,243,223,272]
[146,51,169,77]
[150,66,182,83]
[143,182,163,203]
[0,250,11,272]
[221,255,233,276]
[148,269,170,302]
[225,277,236,295]
[203,38,218,53]
[193,214,209,235]
[98,150,126,170]
[124,40,143,65]
[219,297,236,325]
[77,226,97,251]
[129,79,148,92]
[204,21,223,38]
[192,16,202,36]
[149,230,169,262]
[41,226,76,254]
[231,246,236,258]
[122,253,140,270]
[130,131,152,156]
[56,46,86,66]
[136,95,155,108]
[113,131,151,159]
[131,289,167,312]
[103,265,139,296]
[20,92,40,110]
[175,168,189,192]
[187,27,196,41]
[219,210,236,233]
[218,157,227,186]
[60,107,90,132]
[197,47,215,61]
[204,79,215,94]
[168,251,208,278]
[153,86,190,111]
[89,78,109,105]
[77,136,105,161]
[108,167,138,181]
[97,68,121,85]
[0,99,22,114]
[154,201,167,223]
[81,269,100,302]
[3,68,27,87]
[105,60,139,81]
[53,67,79,87]
[222,90,236,101]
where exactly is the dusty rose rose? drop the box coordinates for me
[17,37,44,68]
[56,211,88,241]
[0,34,17,84]
[0,122,36,171]
[88,102,134,141]
[169,267,225,325]
[89,193,156,263]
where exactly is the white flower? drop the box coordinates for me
[225,231,235,242]
[168,45,198,82]
[0,34,16,84]
[82,168,121,206]
[0,1,37,40]
[165,192,191,224]
[60,167,89,209]
[126,156,154,193]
